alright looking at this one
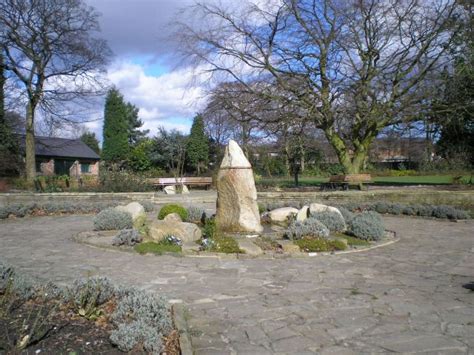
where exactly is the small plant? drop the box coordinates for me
[286,218,330,240]
[311,210,346,232]
[157,204,188,221]
[186,206,206,223]
[339,207,355,224]
[110,288,172,353]
[93,207,133,231]
[139,200,155,212]
[134,241,182,255]
[207,235,243,254]
[349,211,385,241]
[112,229,143,246]
[337,234,370,246]
[66,277,115,320]
[294,237,347,252]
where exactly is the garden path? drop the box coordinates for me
[0,214,473,354]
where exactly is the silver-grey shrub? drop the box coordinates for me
[339,207,355,224]
[311,210,346,232]
[139,200,155,212]
[93,207,133,230]
[110,287,172,354]
[66,277,115,317]
[186,206,206,223]
[112,229,143,246]
[349,211,384,241]
[286,218,330,240]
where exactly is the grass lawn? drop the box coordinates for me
[258,174,472,187]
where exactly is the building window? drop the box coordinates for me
[36,160,43,173]
[81,163,91,173]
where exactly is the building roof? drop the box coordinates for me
[20,135,100,160]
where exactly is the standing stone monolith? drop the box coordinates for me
[215,140,263,233]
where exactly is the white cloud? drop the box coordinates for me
[107,60,207,135]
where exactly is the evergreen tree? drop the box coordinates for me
[80,131,100,154]
[125,102,149,145]
[101,88,129,162]
[187,114,209,175]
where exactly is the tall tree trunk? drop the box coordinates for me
[324,128,376,174]
[25,102,36,181]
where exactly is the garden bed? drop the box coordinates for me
[0,261,179,354]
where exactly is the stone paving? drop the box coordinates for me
[0,214,473,354]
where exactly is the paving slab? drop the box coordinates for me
[0,214,473,354]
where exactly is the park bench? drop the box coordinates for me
[320,174,372,191]
[147,177,213,190]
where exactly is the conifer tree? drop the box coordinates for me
[80,131,100,154]
[187,114,209,175]
[101,88,129,162]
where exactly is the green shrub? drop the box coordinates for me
[202,218,218,239]
[295,237,347,252]
[286,218,330,240]
[432,205,470,219]
[349,211,385,241]
[134,242,182,255]
[311,210,346,232]
[208,235,243,254]
[157,204,188,221]
[186,206,206,223]
[93,208,133,231]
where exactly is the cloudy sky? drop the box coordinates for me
[83,0,207,139]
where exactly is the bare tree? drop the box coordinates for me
[175,0,462,174]
[1,0,111,181]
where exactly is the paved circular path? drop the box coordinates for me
[0,215,473,354]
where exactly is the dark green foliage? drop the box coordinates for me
[80,131,100,154]
[102,88,130,162]
[311,210,346,232]
[157,204,188,221]
[125,102,149,146]
[134,241,182,254]
[127,139,153,172]
[151,127,188,174]
[187,114,209,174]
[295,237,347,252]
[349,211,385,241]
[93,207,133,231]
[286,218,330,240]
[112,229,142,246]
[202,217,218,238]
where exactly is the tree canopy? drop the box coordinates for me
[187,114,209,175]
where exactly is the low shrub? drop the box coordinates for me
[112,229,143,246]
[93,208,133,231]
[286,218,330,240]
[339,207,355,224]
[349,211,385,241]
[186,206,206,223]
[157,204,188,221]
[134,241,182,255]
[207,235,243,254]
[295,237,347,252]
[110,287,172,353]
[431,205,470,220]
[139,200,155,212]
[311,210,346,232]
[66,277,115,320]
[202,218,218,239]
[337,234,370,246]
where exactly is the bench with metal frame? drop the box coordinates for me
[147,177,213,190]
[320,174,372,191]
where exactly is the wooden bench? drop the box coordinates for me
[147,177,213,189]
[320,174,372,191]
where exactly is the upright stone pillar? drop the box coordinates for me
[215,140,263,233]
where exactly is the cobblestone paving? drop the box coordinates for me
[0,215,473,354]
